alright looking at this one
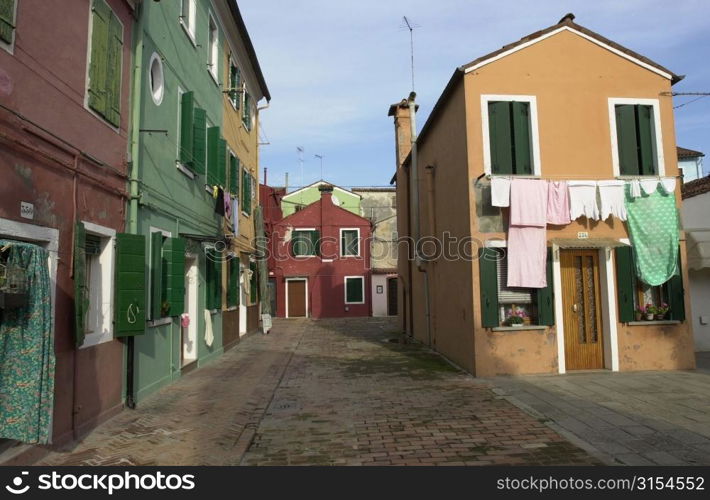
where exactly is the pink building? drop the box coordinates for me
[269,185,372,318]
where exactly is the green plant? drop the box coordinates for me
[505,315,524,326]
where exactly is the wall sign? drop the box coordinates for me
[376,285,383,294]
[20,202,34,220]
[577,231,589,240]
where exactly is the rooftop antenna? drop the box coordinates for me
[400,16,419,92]
[315,154,324,180]
[296,146,304,191]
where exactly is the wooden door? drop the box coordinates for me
[387,278,398,316]
[287,280,306,317]
[560,249,604,370]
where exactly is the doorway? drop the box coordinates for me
[238,260,247,336]
[182,255,198,368]
[560,249,604,370]
[286,278,307,318]
[387,277,398,316]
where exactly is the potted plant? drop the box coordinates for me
[644,303,656,321]
[655,302,669,320]
[504,305,528,327]
[635,305,645,322]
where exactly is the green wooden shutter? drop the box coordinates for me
[636,105,657,176]
[345,277,363,303]
[311,230,321,256]
[227,257,238,307]
[615,105,640,176]
[206,249,222,311]
[150,231,163,319]
[536,248,555,326]
[162,238,185,317]
[192,107,207,174]
[615,246,635,322]
[479,247,499,327]
[105,13,123,127]
[488,101,513,175]
[206,126,220,185]
[73,222,88,347]
[88,0,110,117]
[229,154,238,194]
[215,253,223,310]
[243,93,251,131]
[115,233,146,336]
[0,0,15,44]
[665,251,685,322]
[180,91,195,167]
[249,260,257,304]
[241,169,252,215]
[512,101,532,175]
[218,138,227,187]
[205,249,215,310]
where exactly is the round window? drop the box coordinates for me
[149,53,164,105]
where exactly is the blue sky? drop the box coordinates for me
[239,0,710,189]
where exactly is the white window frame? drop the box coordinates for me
[175,86,196,179]
[148,226,172,327]
[344,276,365,305]
[207,11,219,85]
[480,94,541,176]
[292,228,317,258]
[180,0,196,46]
[339,228,360,257]
[80,221,116,349]
[148,52,164,106]
[608,97,665,178]
[228,57,240,110]
[0,0,19,55]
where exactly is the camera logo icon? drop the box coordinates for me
[5,471,30,495]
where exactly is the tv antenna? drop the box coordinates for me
[400,16,419,92]
[315,154,324,180]
[297,146,304,190]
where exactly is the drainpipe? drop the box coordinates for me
[125,1,145,410]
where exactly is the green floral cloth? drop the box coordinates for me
[624,184,679,286]
[0,240,55,444]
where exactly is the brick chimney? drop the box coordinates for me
[388,98,416,169]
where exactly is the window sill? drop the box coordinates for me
[180,20,197,47]
[176,162,196,179]
[491,325,547,332]
[148,317,172,327]
[208,67,219,87]
[627,320,681,326]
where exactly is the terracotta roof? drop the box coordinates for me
[682,176,710,200]
[461,13,682,84]
[678,146,705,159]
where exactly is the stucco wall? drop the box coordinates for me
[682,192,710,350]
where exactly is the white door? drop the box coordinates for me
[182,256,198,366]
[239,261,247,335]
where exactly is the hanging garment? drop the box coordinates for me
[490,176,511,208]
[507,178,548,288]
[204,309,214,347]
[661,177,677,194]
[212,185,219,199]
[507,226,548,288]
[0,240,55,444]
[640,178,659,196]
[214,187,225,216]
[224,194,232,220]
[568,181,600,220]
[628,179,642,198]
[546,180,571,225]
[232,195,239,235]
[509,178,548,226]
[624,186,679,286]
[597,180,627,221]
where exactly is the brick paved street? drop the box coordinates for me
[39,318,598,466]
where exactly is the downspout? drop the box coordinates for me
[125,1,145,410]
[407,92,432,347]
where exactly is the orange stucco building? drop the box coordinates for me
[390,14,695,376]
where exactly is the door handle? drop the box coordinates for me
[572,303,578,313]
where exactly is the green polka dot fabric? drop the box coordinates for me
[624,183,679,286]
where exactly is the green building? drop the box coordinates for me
[281,181,362,217]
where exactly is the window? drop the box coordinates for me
[87,0,123,127]
[150,231,185,320]
[612,101,660,176]
[478,247,554,328]
[227,255,239,308]
[0,0,18,49]
[243,92,253,131]
[149,52,164,105]
[292,229,319,257]
[229,152,239,195]
[205,247,222,311]
[206,126,226,186]
[482,95,540,176]
[229,60,241,109]
[340,228,360,257]
[241,169,253,215]
[344,276,365,304]
[207,13,218,82]
[180,0,196,43]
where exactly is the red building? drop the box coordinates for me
[0,0,134,458]
[269,185,372,318]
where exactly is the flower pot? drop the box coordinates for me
[655,314,666,321]
[635,313,643,321]
[645,313,655,320]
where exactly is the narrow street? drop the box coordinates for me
[39,318,598,466]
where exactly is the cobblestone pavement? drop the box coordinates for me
[39,317,598,466]
[488,367,710,466]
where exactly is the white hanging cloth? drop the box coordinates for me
[660,177,676,194]
[490,176,511,207]
[204,309,214,347]
[568,181,600,220]
[597,180,627,221]
[640,178,660,195]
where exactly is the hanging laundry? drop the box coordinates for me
[214,187,225,216]
[628,179,642,198]
[546,180,571,225]
[568,181,600,220]
[490,176,511,208]
[212,185,219,199]
[597,180,627,221]
[624,185,679,286]
[224,194,232,220]
[660,177,677,195]
[640,178,659,196]
[507,178,548,288]
[204,309,214,347]
[509,178,548,226]
[232,195,239,235]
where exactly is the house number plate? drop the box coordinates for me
[577,232,589,239]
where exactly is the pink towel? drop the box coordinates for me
[546,181,571,225]
[509,178,548,227]
[506,226,547,288]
